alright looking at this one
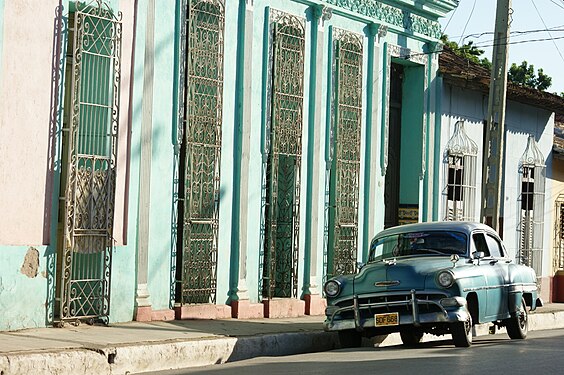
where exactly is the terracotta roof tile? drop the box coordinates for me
[438,46,564,115]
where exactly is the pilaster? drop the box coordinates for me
[230,0,264,319]
[362,22,384,261]
[134,0,155,322]
[304,4,331,316]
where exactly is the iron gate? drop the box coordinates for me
[326,30,363,278]
[59,0,122,323]
[177,0,225,304]
[261,11,305,299]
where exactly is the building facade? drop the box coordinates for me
[0,0,458,330]
[438,48,564,303]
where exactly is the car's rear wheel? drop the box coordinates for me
[506,297,528,339]
[451,315,472,347]
[338,329,362,348]
[400,328,423,346]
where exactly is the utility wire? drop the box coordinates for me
[530,0,564,64]
[466,30,564,50]
[458,0,477,46]
[406,35,564,59]
[550,0,564,10]
[460,25,564,45]
[441,1,459,36]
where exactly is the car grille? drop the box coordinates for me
[335,292,447,320]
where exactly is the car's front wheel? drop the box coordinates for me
[451,315,472,347]
[400,328,423,346]
[506,297,528,339]
[338,329,362,348]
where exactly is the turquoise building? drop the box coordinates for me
[0,0,458,330]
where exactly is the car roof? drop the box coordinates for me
[374,221,495,239]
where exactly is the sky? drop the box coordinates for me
[439,0,564,95]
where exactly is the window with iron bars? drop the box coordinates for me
[443,121,478,222]
[517,135,545,276]
[554,197,564,271]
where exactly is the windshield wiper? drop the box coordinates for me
[415,248,445,255]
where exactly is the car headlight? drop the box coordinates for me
[437,270,455,288]
[324,280,341,297]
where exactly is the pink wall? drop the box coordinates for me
[0,1,58,245]
[0,1,133,246]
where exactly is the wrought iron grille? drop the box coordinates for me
[443,121,477,221]
[326,30,363,279]
[178,0,224,304]
[554,195,564,271]
[261,11,305,299]
[60,0,122,323]
[518,135,545,275]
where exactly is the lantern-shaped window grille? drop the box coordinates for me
[443,121,478,221]
[553,195,564,271]
[518,135,545,276]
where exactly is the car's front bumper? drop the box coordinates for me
[323,289,469,332]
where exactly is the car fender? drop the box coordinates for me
[450,266,489,323]
[506,264,538,312]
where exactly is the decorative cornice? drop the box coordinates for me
[322,0,445,40]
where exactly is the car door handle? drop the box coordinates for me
[489,259,499,265]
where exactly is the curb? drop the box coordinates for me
[0,332,340,375]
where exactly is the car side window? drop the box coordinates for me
[472,233,490,257]
[485,235,504,258]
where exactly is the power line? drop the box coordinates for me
[550,0,564,11]
[530,0,564,64]
[441,1,459,36]
[458,0,477,46]
[456,25,564,46]
[463,29,564,50]
[405,35,564,59]
[478,35,564,48]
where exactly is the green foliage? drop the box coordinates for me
[440,35,492,70]
[508,61,552,91]
[441,35,553,92]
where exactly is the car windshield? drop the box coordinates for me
[368,230,468,262]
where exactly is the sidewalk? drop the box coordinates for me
[1,304,564,375]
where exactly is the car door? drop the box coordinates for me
[472,232,508,321]
[484,233,510,317]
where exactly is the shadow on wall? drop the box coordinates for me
[44,3,67,326]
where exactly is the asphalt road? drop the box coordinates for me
[148,328,564,375]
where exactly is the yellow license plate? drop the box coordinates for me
[375,312,399,326]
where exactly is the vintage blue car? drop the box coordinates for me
[323,221,543,347]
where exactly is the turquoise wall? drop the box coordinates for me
[145,1,176,311]
[0,0,454,330]
[0,247,49,330]
[217,0,239,304]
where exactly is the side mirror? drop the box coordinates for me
[472,251,485,264]
[357,262,365,271]
[474,251,485,259]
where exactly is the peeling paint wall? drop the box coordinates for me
[20,247,39,278]
[0,247,48,330]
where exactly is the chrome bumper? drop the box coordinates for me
[324,289,468,332]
